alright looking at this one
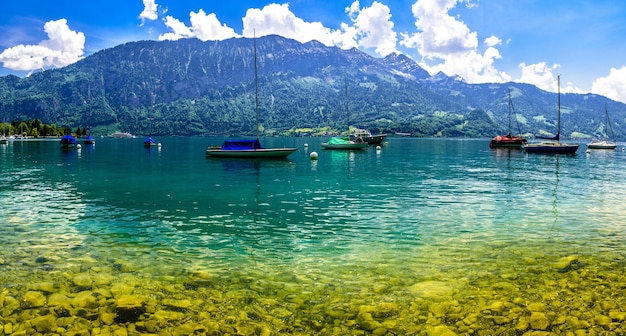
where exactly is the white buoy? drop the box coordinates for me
[304,143,308,148]
[586,149,591,154]
[158,143,162,147]
[622,147,625,151]
[376,145,381,151]
[76,144,81,149]
[310,151,318,160]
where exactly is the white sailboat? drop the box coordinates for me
[587,103,617,149]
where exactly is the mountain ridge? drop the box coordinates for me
[0,35,623,139]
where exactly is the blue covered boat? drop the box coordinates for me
[83,134,96,145]
[143,136,157,147]
[206,139,296,158]
[60,134,77,149]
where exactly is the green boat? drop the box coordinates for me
[321,136,367,150]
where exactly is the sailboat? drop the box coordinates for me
[489,88,527,148]
[587,103,617,149]
[523,75,579,154]
[321,78,367,150]
[206,34,296,158]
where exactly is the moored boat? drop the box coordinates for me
[587,140,616,150]
[205,33,296,159]
[490,89,527,148]
[350,128,387,145]
[321,136,367,150]
[143,136,157,146]
[523,76,579,154]
[206,139,296,158]
[587,103,616,149]
[83,134,96,145]
[60,134,77,149]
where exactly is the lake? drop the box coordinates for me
[1,136,625,335]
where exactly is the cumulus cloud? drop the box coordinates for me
[139,0,159,24]
[346,1,398,56]
[241,3,337,44]
[158,2,397,57]
[517,62,559,92]
[516,62,584,94]
[590,67,626,104]
[0,19,85,73]
[400,0,509,83]
[158,9,238,41]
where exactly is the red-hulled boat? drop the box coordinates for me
[490,88,527,148]
[489,133,527,148]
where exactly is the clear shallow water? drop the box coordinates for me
[1,137,626,334]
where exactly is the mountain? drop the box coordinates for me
[0,35,624,139]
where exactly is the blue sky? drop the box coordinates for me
[1,0,626,103]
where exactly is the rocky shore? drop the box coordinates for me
[1,235,626,336]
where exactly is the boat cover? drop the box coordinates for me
[144,137,156,144]
[536,134,559,140]
[326,137,351,144]
[61,134,76,144]
[221,139,263,150]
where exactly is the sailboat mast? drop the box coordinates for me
[606,102,615,142]
[507,89,512,134]
[557,75,561,144]
[254,30,259,140]
[345,76,349,131]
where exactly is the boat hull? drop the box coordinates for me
[363,134,386,145]
[321,143,367,150]
[206,148,297,158]
[523,142,579,154]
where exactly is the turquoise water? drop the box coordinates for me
[1,137,626,334]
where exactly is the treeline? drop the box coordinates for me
[1,118,89,137]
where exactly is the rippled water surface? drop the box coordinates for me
[1,137,626,334]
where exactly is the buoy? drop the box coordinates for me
[310,151,318,160]
[158,143,162,147]
[304,143,308,148]
[586,149,591,154]
[384,141,389,145]
[76,144,81,149]
[376,145,381,151]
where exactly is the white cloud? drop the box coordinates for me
[190,10,239,41]
[139,0,159,24]
[159,9,239,41]
[346,1,398,56]
[516,62,584,94]
[400,0,509,83]
[158,2,397,57]
[484,35,501,48]
[241,3,342,46]
[516,62,559,92]
[590,67,626,104]
[0,19,85,73]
